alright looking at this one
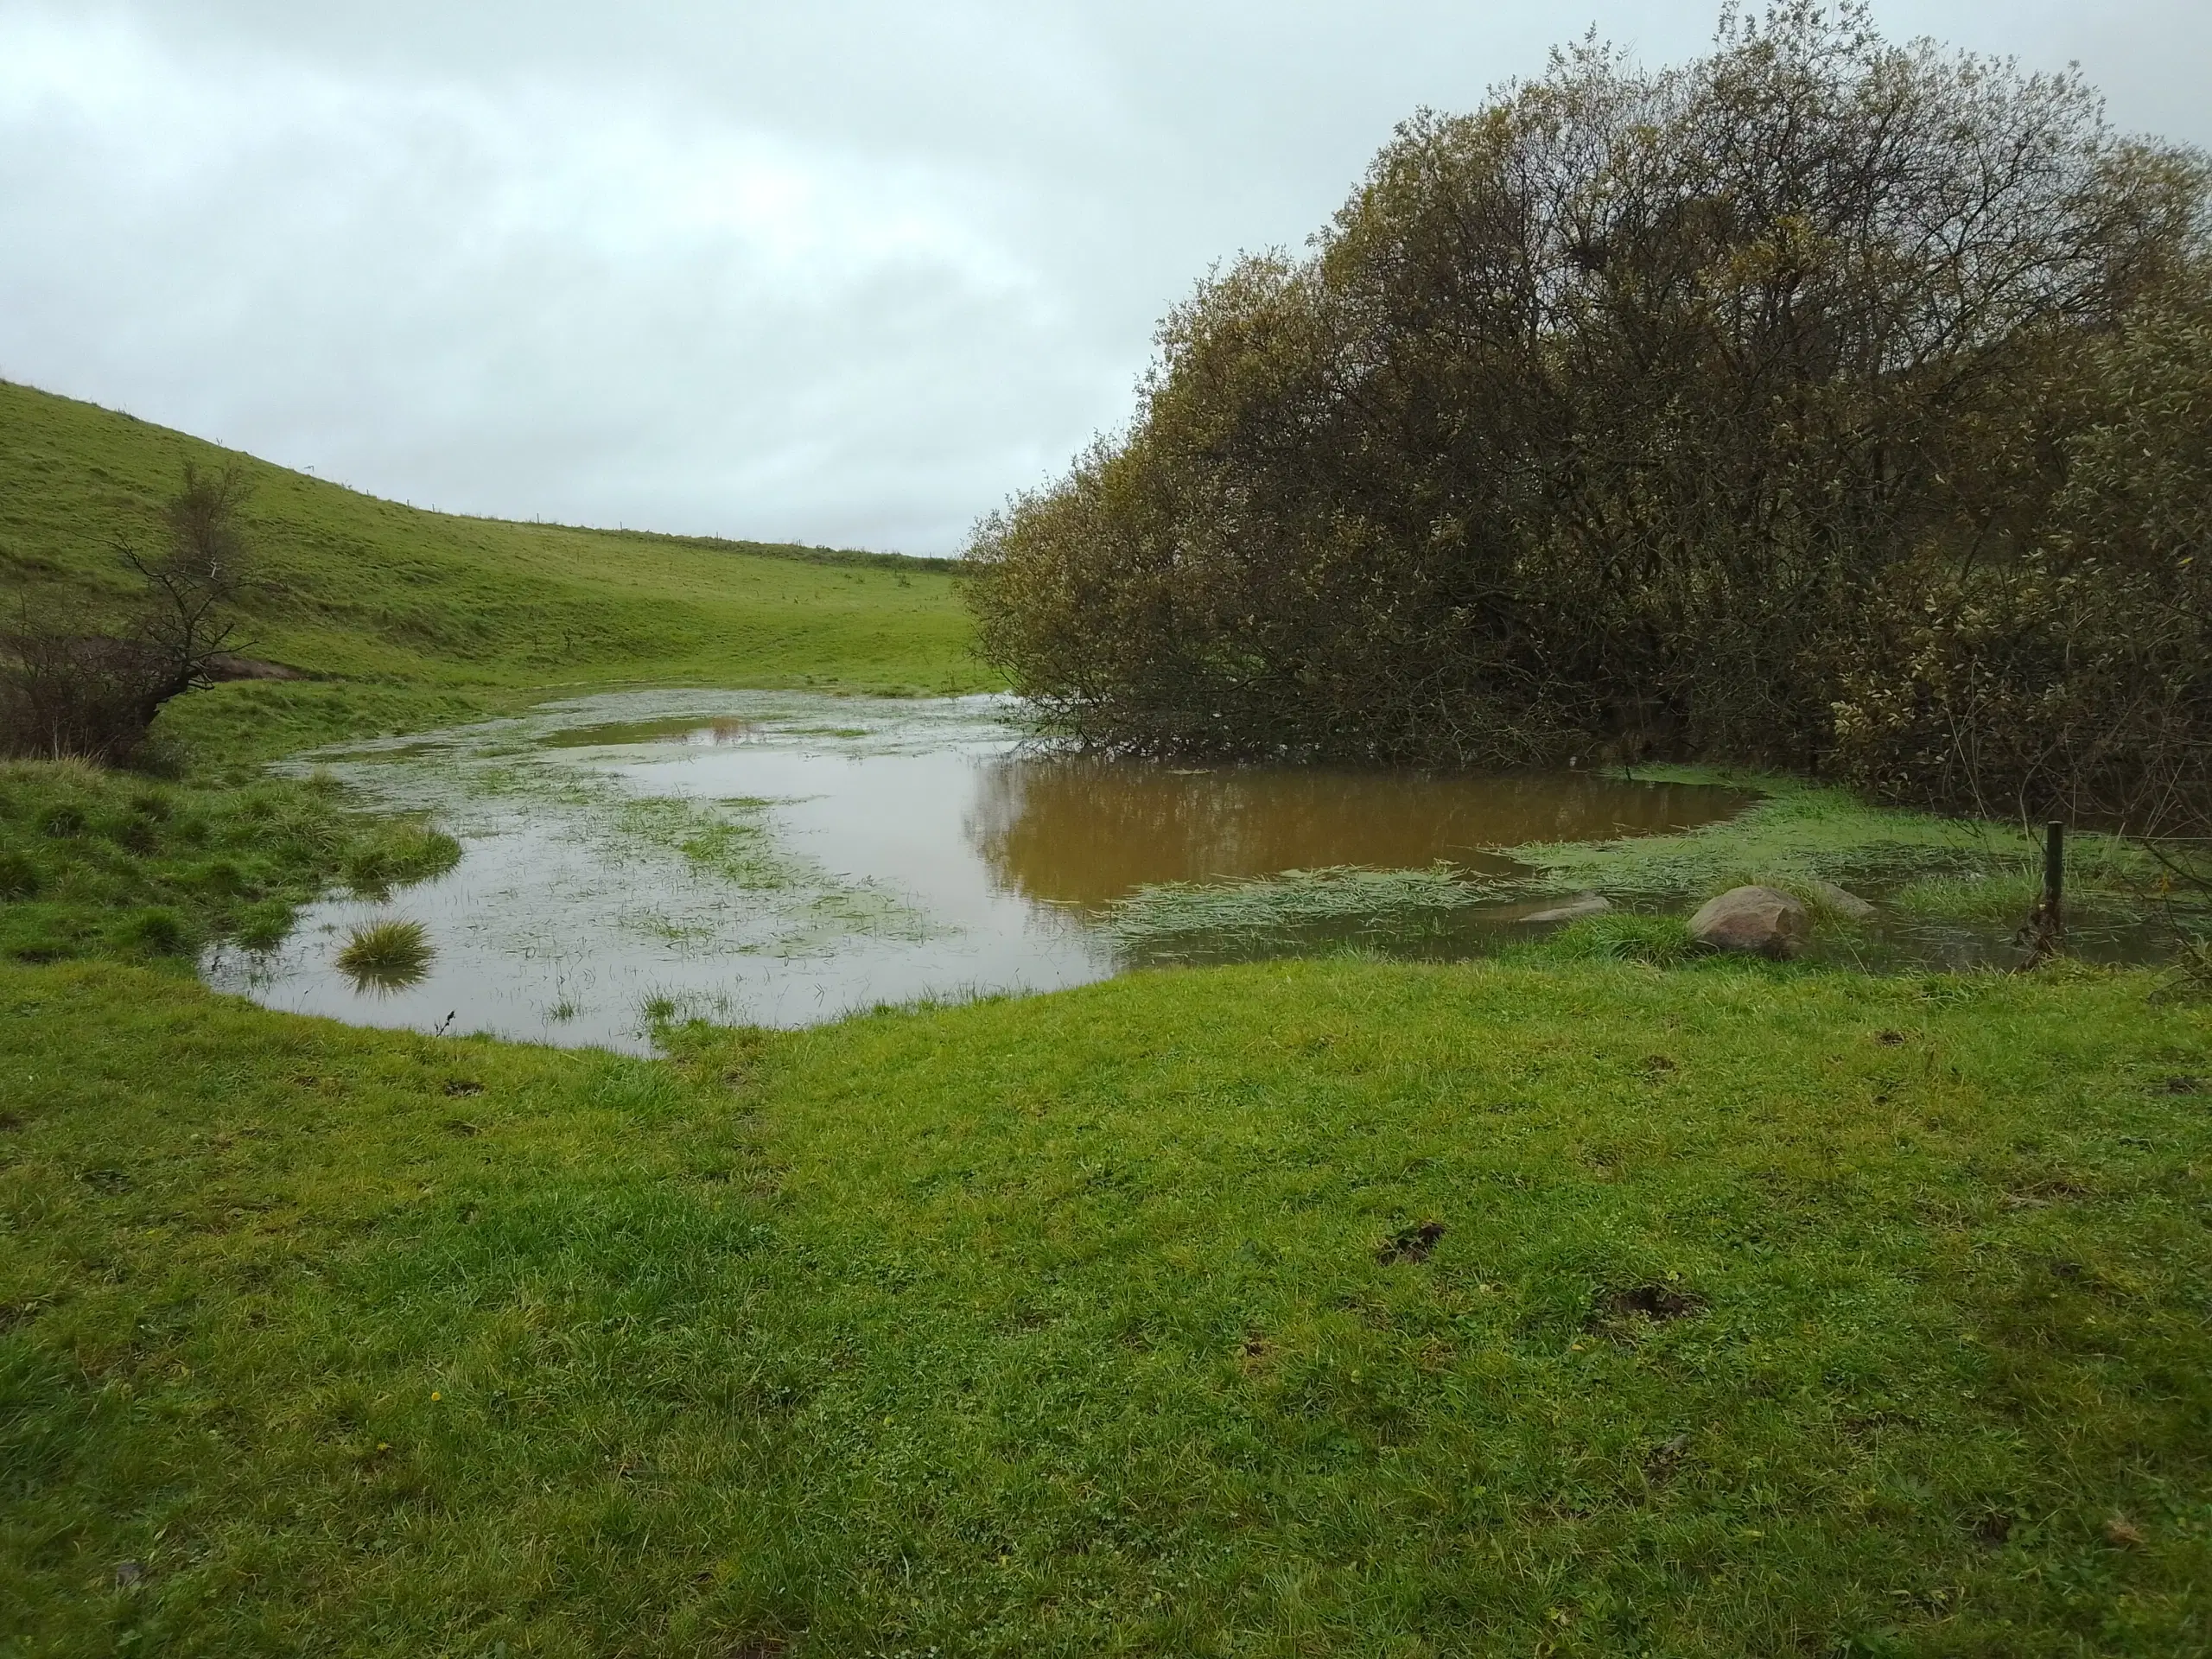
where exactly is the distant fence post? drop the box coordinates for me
[2044,820,2066,935]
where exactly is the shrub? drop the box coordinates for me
[1,464,255,764]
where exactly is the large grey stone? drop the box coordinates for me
[1688,886,1810,958]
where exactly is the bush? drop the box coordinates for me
[968,4,2212,830]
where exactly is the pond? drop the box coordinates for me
[200,690,1758,1051]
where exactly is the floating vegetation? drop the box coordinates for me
[1103,865,1493,958]
[336,918,435,991]
[611,797,795,888]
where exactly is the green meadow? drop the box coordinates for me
[3,382,2211,1655]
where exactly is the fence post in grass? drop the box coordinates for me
[2021,819,2065,969]
[2044,821,2065,934]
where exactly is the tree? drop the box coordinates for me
[1,464,258,765]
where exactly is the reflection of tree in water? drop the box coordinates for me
[966,756,1746,908]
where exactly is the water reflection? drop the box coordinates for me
[540,715,760,749]
[966,755,1755,908]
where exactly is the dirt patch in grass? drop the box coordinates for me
[1594,1283,1707,1332]
[1376,1221,1446,1264]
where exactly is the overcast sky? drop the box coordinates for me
[2,3,2206,554]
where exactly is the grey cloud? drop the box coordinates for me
[2,1,2204,552]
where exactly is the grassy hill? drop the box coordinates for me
[0,378,988,761]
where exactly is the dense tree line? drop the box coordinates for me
[967,3,2212,830]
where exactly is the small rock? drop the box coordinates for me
[1521,893,1611,925]
[1688,886,1810,958]
[1808,879,1875,921]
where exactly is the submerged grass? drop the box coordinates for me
[609,795,795,889]
[1513,769,2120,899]
[1101,864,1491,957]
[4,957,2209,1654]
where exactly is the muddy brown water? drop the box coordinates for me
[201,692,1752,1052]
[968,757,1742,906]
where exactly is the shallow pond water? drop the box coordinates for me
[201,691,1757,1051]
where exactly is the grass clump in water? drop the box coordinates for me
[1535,912,1705,966]
[342,823,463,898]
[334,918,434,989]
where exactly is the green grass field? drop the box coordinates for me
[3,383,2211,1655]
[5,957,2209,1656]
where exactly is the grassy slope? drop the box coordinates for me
[4,957,2209,1656]
[0,378,989,763]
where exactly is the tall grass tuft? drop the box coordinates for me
[1538,913,1704,967]
[335,918,434,989]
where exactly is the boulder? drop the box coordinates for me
[1688,886,1809,958]
[1521,893,1611,925]
[1808,879,1875,921]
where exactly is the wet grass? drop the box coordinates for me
[609,796,796,890]
[1513,770,2134,904]
[4,956,2209,1655]
[1532,912,1705,967]
[0,760,454,967]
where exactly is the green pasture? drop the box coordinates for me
[3,957,2209,1655]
